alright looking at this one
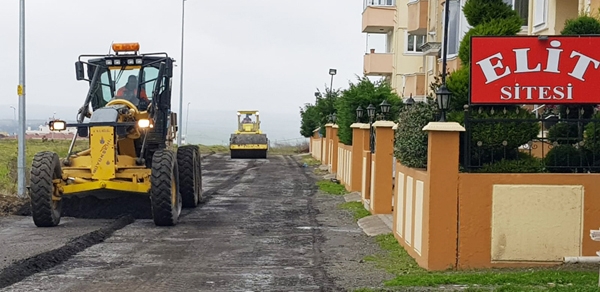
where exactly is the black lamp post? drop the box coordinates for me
[436,0,452,122]
[367,104,376,153]
[436,85,452,122]
[379,100,391,120]
[327,113,333,123]
[332,113,337,124]
[356,105,364,123]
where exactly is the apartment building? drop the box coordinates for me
[362,0,596,101]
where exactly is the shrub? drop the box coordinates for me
[562,16,600,35]
[477,152,545,173]
[335,77,402,145]
[545,145,588,173]
[446,66,469,113]
[547,122,579,145]
[584,113,600,153]
[468,106,540,165]
[394,102,437,168]
[463,0,519,27]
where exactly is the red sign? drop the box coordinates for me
[471,36,600,104]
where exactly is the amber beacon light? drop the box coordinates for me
[112,43,140,52]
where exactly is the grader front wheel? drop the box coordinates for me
[30,151,63,227]
[150,150,182,226]
[177,145,202,208]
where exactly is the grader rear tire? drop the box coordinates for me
[30,151,63,227]
[150,150,182,226]
[177,145,202,208]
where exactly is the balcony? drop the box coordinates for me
[362,0,396,33]
[364,52,393,76]
[407,0,428,34]
[404,73,426,98]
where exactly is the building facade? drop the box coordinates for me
[362,0,595,100]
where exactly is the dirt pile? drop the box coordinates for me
[0,195,30,216]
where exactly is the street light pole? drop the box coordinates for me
[10,106,16,121]
[185,102,191,144]
[329,68,337,92]
[177,0,186,146]
[17,0,26,198]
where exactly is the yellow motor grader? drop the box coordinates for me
[30,43,202,227]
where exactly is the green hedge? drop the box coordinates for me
[335,77,401,145]
[477,152,545,173]
[394,102,437,168]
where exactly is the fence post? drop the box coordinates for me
[324,124,333,166]
[370,121,395,214]
[351,123,366,192]
[422,121,464,270]
[331,125,339,174]
[360,124,372,203]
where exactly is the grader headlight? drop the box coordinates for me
[49,120,66,131]
[138,119,152,128]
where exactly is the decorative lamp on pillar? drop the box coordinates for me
[436,85,452,122]
[332,113,337,124]
[356,105,364,123]
[366,104,376,122]
[328,113,333,123]
[379,100,391,120]
[405,94,415,107]
[367,104,376,153]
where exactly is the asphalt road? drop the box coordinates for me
[0,154,390,292]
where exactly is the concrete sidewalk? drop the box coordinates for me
[345,192,393,237]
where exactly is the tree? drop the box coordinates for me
[335,77,402,145]
[314,88,340,137]
[299,103,319,138]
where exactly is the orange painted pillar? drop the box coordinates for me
[360,124,372,202]
[323,124,332,166]
[331,125,339,173]
[350,123,366,192]
[423,122,464,270]
[370,121,395,214]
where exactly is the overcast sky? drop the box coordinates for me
[0,0,374,143]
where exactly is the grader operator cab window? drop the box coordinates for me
[92,65,163,111]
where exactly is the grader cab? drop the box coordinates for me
[30,43,202,227]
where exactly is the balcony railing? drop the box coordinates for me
[364,0,396,10]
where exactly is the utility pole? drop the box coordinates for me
[17,0,26,198]
[185,102,191,144]
[177,0,186,146]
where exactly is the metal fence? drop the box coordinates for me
[463,105,600,173]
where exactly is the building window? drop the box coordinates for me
[503,0,529,27]
[442,0,461,57]
[407,33,426,53]
[533,0,547,29]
